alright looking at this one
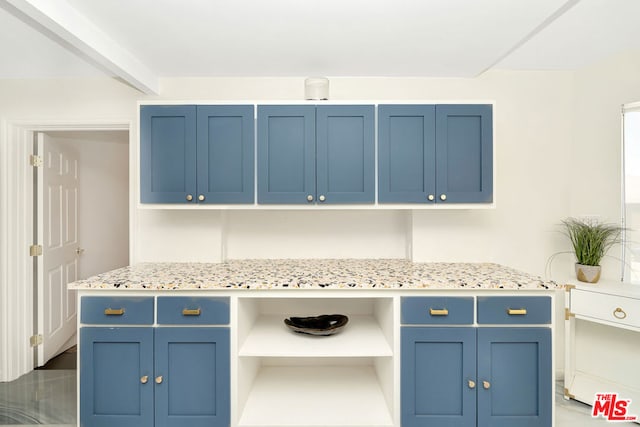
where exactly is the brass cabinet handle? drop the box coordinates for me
[319,195,326,202]
[307,195,314,202]
[507,308,527,315]
[613,307,627,319]
[104,308,125,316]
[198,195,205,201]
[427,194,435,201]
[182,308,201,316]
[440,194,447,201]
[468,379,476,389]
[429,308,449,316]
[140,376,149,384]
[155,376,163,384]
[186,194,193,201]
[483,380,491,389]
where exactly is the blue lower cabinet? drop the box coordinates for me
[477,328,551,427]
[402,327,476,427]
[80,327,154,427]
[154,328,230,427]
[81,327,230,427]
[402,327,551,427]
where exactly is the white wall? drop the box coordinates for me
[1,66,635,275]
[0,61,637,275]
[137,210,224,262]
[142,71,576,270]
[2,54,640,379]
[224,210,410,260]
[569,51,640,282]
[51,131,130,279]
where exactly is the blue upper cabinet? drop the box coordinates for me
[258,105,374,204]
[197,105,255,203]
[316,105,375,203]
[140,105,254,204]
[140,105,197,203]
[257,105,316,204]
[379,104,493,204]
[378,105,436,203]
[436,105,493,203]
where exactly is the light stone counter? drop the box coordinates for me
[68,259,559,290]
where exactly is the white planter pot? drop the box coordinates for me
[575,264,601,283]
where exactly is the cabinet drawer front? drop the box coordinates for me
[401,297,474,324]
[81,297,154,325]
[571,289,640,328]
[157,296,230,325]
[477,296,551,324]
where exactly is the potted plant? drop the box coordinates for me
[561,217,622,283]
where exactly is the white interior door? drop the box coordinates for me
[37,132,79,366]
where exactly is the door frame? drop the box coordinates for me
[0,119,131,382]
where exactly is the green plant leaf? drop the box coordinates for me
[561,217,622,266]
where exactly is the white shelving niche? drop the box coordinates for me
[236,297,395,427]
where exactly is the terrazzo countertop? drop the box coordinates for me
[68,259,559,290]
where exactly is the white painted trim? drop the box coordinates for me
[136,203,496,210]
[1,0,159,95]
[623,101,640,112]
[0,119,8,381]
[138,99,498,106]
[0,124,34,382]
[0,119,131,382]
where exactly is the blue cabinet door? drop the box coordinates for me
[140,105,197,203]
[401,327,476,427]
[316,105,374,203]
[477,328,551,427]
[197,105,255,203]
[154,327,230,427]
[435,105,493,203]
[378,105,436,203]
[80,327,154,427]
[257,105,316,203]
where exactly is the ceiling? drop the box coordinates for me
[0,0,639,94]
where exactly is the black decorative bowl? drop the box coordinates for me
[284,314,349,336]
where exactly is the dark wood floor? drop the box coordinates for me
[37,346,77,370]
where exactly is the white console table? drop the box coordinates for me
[564,281,640,423]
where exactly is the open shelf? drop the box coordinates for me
[239,315,392,357]
[238,365,394,427]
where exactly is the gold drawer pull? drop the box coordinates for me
[507,308,527,315]
[155,376,163,384]
[140,375,149,384]
[104,308,125,316]
[468,379,476,389]
[613,307,627,319]
[483,380,491,389]
[182,308,201,316]
[429,308,449,316]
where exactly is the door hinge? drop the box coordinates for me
[30,334,43,347]
[564,387,575,399]
[30,155,42,167]
[29,244,43,257]
[565,308,575,320]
